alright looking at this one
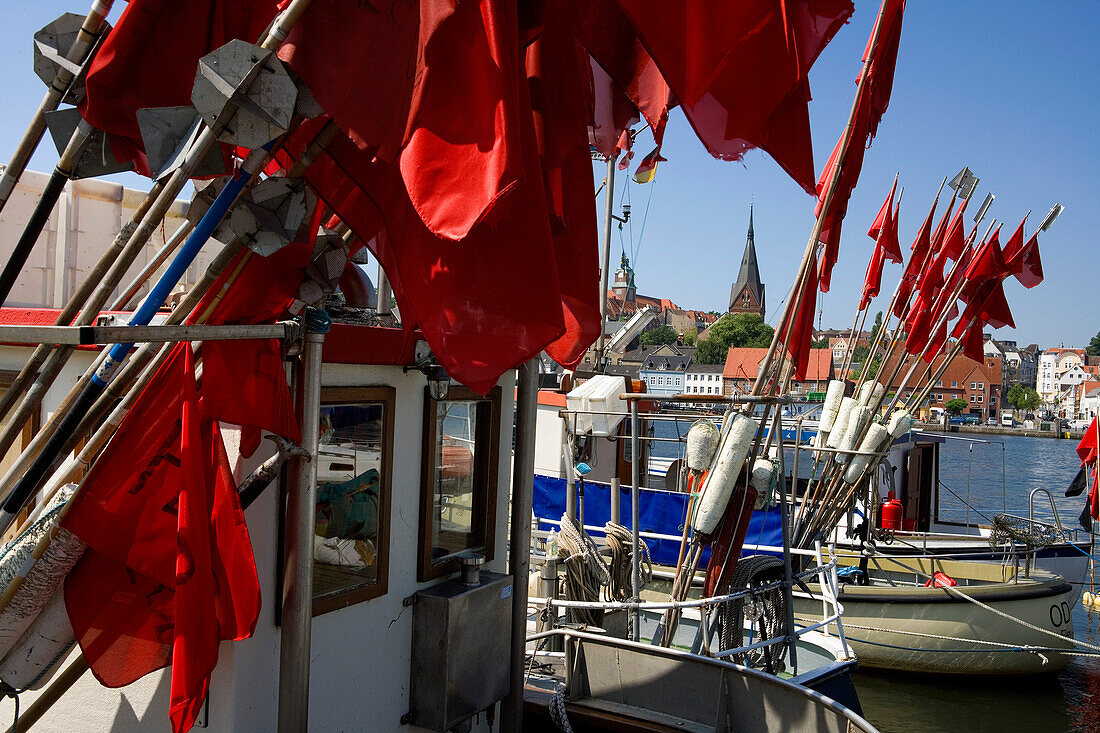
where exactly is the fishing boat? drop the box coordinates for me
[0,0,902,729]
[791,552,1076,675]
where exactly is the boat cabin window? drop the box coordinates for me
[418,386,501,581]
[311,386,395,615]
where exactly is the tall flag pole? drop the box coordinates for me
[753,0,906,395]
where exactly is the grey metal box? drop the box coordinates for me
[410,571,514,731]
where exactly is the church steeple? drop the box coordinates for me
[728,205,766,318]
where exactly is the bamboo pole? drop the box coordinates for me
[749,0,893,399]
[0,0,116,216]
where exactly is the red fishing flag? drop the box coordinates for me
[610,0,855,193]
[941,199,970,260]
[1078,417,1099,464]
[577,0,673,154]
[816,0,906,291]
[867,178,897,241]
[79,0,278,176]
[960,225,1007,301]
[63,345,261,733]
[859,245,887,310]
[782,262,820,380]
[893,197,936,318]
[1003,218,1045,289]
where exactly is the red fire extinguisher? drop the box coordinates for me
[880,490,903,530]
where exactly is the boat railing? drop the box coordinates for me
[523,628,876,732]
[527,541,851,671]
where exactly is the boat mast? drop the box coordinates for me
[596,156,617,370]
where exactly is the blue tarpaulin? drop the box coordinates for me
[532,474,787,566]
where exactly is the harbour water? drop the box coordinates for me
[649,420,1100,731]
[858,431,1100,733]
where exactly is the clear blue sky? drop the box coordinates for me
[1,2,1097,348]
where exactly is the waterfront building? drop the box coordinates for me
[1038,347,1087,406]
[640,346,692,396]
[727,206,766,319]
[984,335,1023,386]
[684,362,725,397]
[878,350,1002,422]
[721,347,834,397]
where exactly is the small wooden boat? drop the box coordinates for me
[792,553,1076,675]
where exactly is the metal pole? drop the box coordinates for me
[780,414,800,672]
[377,263,392,317]
[503,358,538,733]
[595,157,616,367]
[630,399,641,641]
[278,307,328,733]
[610,476,621,526]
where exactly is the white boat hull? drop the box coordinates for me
[793,556,1076,675]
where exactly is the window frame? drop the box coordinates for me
[311,385,396,616]
[418,385,502,582]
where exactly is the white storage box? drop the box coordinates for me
[565,375,628,437]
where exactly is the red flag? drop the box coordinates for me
[893,199,935,318]
[611,0,855,193]
[782,264,820,380]
[961,317,985,363]
[922,320,948,362]
[1003,219,1044,289]
[816,0,906,290]
[867,179,897,242]
[577,0,672,152]
[915,241,950,304]
[859,244,887,310]
[941,199,970,260]
[1078,418,1099,464]
[588,60,640,162]
[952,279,1014,338]
[79,0,277,175]
[526,2,603,369]
[960,225,1007,301]
[63,347,260,733]
[904,293,932,355]
[397,1,526,240]
[928,196,956,253]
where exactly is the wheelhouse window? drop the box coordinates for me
[419,386,502,580]
[312,387,394,615]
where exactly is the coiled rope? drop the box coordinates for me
[557,515,609,626]
[603,522,651,602]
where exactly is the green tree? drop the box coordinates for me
[851,344,870,364]
[945,398,968,415]
[1089,331,1100,357]
[869,311,884,344]
[1020,387,1042,412]
[810,337,829,348]
[695,313,775,364]
[682,331,697,347]
[640,324,678,346]
[1005,383,1023,411]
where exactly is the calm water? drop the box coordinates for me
[650,421,1100,731]
[858,432,1100,733]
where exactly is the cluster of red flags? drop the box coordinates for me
[784,0,904,379]
[68,0,865,729]
[1075,418,1099,530]
[815,0,906,293]
[859,177,902,310]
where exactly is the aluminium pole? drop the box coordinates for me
[502,358,538,733]
[278,307,328,733]
[596,156,616,368]
[629,398,641,642]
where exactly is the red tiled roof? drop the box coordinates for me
[722,347,833,381]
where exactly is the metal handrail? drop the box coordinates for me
[1028,487,1067,540]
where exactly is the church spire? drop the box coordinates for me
[728,205,766,318]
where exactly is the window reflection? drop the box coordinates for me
[313,400,388,609]
[430,401,480,561]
